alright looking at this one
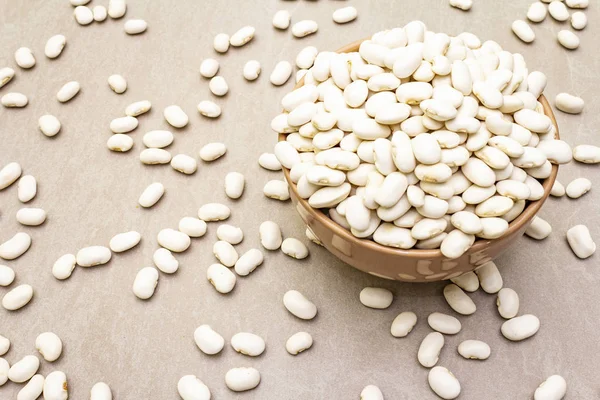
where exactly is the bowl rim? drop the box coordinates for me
[279,39,559,259]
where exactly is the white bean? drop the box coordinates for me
[198,203,230,221]
[0,265,15,287]
[457,340,491,360]
[475,261,503,293]
[359,287,393,309]
[43,371,68,400]
[133,267,159,300]
[428,366,461,399]
[360,385,384,400]
[213,241,238,267]
[418,332,445,368]
[15,47,36,68]
[0,232,31,260]
[2,92,28,108]
[573,145,600,164]
[213,33,230,53]
[76,246,111,267]
[207,263,236,293]
[171,154,197,174]
[567,224,595,259]
[450,271,479,292]
[108,0,126,18]
[565,177,591,198]
[525,216,552,240]
[109,231,141,253]
[143,130,173,148]
[231,332,265,356]
[292,20,318,38]
[153,248,179,274]
[234,249,263,276]
[449,0,472,10]
[16,208,46,226]
[225,367,260,392]
[443,283,476,315]
[194,325,224,355]
[93,5,108,22]
[124,19,147,35]
[138,182,164,208]
[512,20,535,43]
[39,115,61,137]
[242,60,261,81]
[281,238,309,259]
[534,375,567,400]
[110,116,137,133]
[35,332,62,362]
[164,105,189,128]
[571,11,587,30]
[45,35,66,59]
[501,314,540,341]
[390,311,418,337]
[178,217,206,238]
[17,175,36,202]
[264,180,290,201]
[230,26,255,47]
[527,2,548,22]
[108,74,127,94]
[177,375,211,400]
[90,382,112,400]
[272,10,291,30]
[270,61,293,86]
[125,100,151,117]
[157,229,190,253]
[549,1,569,21]
[57,80,80,103]
[557,30,579,50]
[286,332,313,355]
[209,76,228,96]
[497,287,520,319]
[52,254,76,280]
[17,373,44,400]
[0,67,15,89]
[332,6,358,24]
[0,162,21,190]
[427,312,461,334]
[259,221,283,250]
[283,290,317,320]
[2,284,33,311]
[8,355,39,383]
[555,93,584,114]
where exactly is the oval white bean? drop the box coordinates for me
[57,81,80,103]
[497,287,520,319]
[359,287,393,309]
[333,6,358,24]
[512,20,535,43]
[132,267,159,300]
[418,332,444,368]
[501,314,540,341]
[567,224,595,259]
[259,221,282,250]
[231,332,265,356]
[273,10,291,30]
[457,340,491,360]
[109,231,141,253]
[555,93,584,114]
[45,35,66,59]
[281,238,309,259]
[138,182,164,208]
[234,249,263,276]
[93,5,108,22]
[39,115,61,137]
[198,203,230,221]
[108,74,127,94]
[2,284,33,311]
[124,19,147,35]
[35,332,62,362]
[2,92,28,108]
[16,208,46,226]
[0,232,32,260]
[283,290,317,320]
[17,373,45,400]
[270,61,293,86]
[0,265,15,287]
[207,263,236,293]
[565,178,591,199]
[76,246,111,267]
[164,105,189,128]
[427,312,461,335]
[43,371,68,400]
[52,254,76,280]
[225,368,260,392]
[292,20,318,38]
[15,47,36,68]
[177,375,211,400]
[286,332,313,355]
[533,375,567,400]
[8,355,39,383]
[428,366,461,400]
[157,229,190,253]
[90,382,112,400]
[525,216,552,240]
[230,26,255,47]
[108,0,126,18]
[443,283,476,315]
[194,325,224,355]
[391,311,418,337]
[153,248,179,274]
[557,30,579,50]
[213,33,230,53]
[171,154,197,174]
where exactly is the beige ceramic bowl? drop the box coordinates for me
[279,40,559,282]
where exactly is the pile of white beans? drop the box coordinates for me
[0,0,596,398]
[513,0,589,50]
[269,20,598,261]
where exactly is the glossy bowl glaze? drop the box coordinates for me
[279,40,559,282]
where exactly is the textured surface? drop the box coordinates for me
[0,0,599,398]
